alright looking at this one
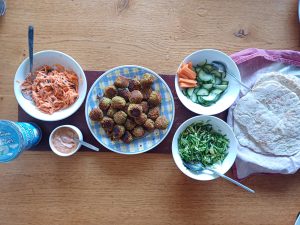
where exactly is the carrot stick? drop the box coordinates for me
[177,72,189,79]
[179,78,197,84]
[188,61,193,69]
[179,82,197,88]
[179,64,196,80]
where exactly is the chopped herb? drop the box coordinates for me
[178,121,229,167]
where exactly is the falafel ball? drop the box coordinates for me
[140,101,149,114]
[100,116,115,132]
[125,118,137,131]
[113,111,127,125]
[104,85,117,98]
[122,131,134,144]
[141,88,153,100]
[99,97,111,111]
[143,119,155,132]
[134,113,148,125]
[155,116,169,130]
[128,78,141,91]
[129,90,143,104]
[114,76,129,88]
[140,73,154,88]
[107,107,117,118]
[112,125,125,140]
[117,89,131,102]
[89,108,104,121]
[148,106,160,120]
[127,104,143,118]
[123,102,130,114]
[132,126,145,138]
[148,91,162,106]
[111,96,126,109]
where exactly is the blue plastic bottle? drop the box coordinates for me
[0,120,42,163]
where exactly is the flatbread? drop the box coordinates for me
[233,79,300,156]
[254,72,300,95]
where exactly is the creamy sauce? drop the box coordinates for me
[52,127,78,153]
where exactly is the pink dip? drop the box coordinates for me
[52,127,78,153]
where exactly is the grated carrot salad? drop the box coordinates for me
[21,65,79,114]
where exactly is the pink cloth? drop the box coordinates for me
[228,48,300,179]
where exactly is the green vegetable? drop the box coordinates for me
[178,122,229,167]
[181,61,229,106]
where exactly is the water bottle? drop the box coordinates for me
[0,0,6,16]
[0,120,42,163]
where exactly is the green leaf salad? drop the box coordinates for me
[178,122,229,167]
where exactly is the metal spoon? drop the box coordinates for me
[74,138,100,152]
[211,61,251,91]
[21,25,34,100]
[183,161,255,193]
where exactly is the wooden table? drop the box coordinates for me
[1,1,300,224]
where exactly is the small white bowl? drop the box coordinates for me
[175,49,241,115]
[14,50,87,121]
[49,125,83,157]
[172,115,238,181]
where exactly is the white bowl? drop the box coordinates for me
[14,50,87,121]
[172,115,238,181]
[49,125,83,157]
[175,49,241,115]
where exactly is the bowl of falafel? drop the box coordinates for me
[85,65,175,154]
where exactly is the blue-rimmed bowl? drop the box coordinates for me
[85,65,175,154]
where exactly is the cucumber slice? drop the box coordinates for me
[215,77,222,85]
[195,67,201,73]
[201,92,220,102]
[213,84,228,91]
[221,80,229,85]
[203,64,214,73]
[210,88,224,95]
[211,70,222,78]
[191,93,197,103]
[196,88,209,96]
[202,83,213,90]
[182,89,187,96]
[198,70,213,82]
[193,87,200,93]
[187,88,194,97]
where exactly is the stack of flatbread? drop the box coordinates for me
[233,72,300,157]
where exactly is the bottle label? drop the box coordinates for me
[15,122,42,149]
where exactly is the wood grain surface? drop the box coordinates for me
[1,0,300,224]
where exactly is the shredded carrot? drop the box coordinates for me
[179,78,197,84]
[21,65,79,114]
[179,64,196,80]
[188,61,193,69]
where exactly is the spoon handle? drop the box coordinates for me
[80,140,99,151]
[210,168,255,193]
[28,25,34,73]
[228,71,252,91]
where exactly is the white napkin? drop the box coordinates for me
[228,49,300,179]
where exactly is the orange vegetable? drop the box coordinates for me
[179,64,196,80]
[179,78,197,84]
[188,61,193,69]
[179,82,197,88]
[177,71,189,79]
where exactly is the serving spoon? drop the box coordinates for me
[182,161,255,193]
[21,25,34,100]
[211,61,252,92]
